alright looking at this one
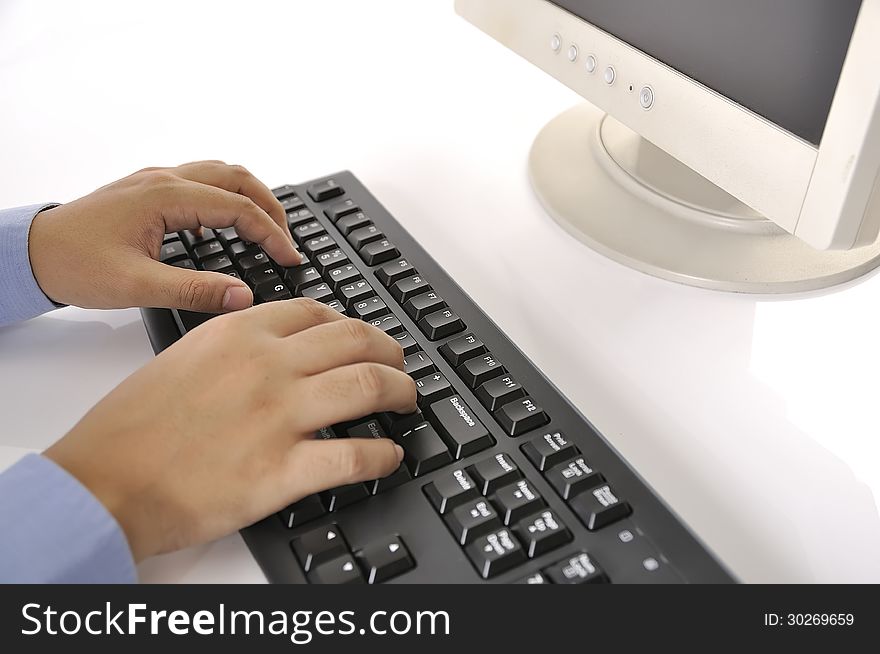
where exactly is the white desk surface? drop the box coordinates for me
[2,1,879,583]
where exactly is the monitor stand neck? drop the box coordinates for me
[529,103,880,293]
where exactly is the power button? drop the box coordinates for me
[639,86,654,110]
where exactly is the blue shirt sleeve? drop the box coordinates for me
[0,204,62,327]
[0,453,137,583]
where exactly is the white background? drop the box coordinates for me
[1,0,879,582]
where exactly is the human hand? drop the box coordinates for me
[44,299,414,561]
[28,161,301,313]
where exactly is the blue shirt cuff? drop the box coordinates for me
[0,453,137,583]
[0,204,62,327]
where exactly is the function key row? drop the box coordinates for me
[436,333,550,437]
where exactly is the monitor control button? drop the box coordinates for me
[603,66,615,85]
[567,44,578,62]
[585,55,597,73]
[551,34,562,52]
[639,85,654,109]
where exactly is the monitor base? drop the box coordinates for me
[529,103,880,293]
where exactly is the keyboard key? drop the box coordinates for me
[303,234,337,257]
[545,456,602,500]
[475,374,526,412]
[545,456,603,500]
[314,248,350,274]
[516,572,549,584]
[278,494,326,529]
[339,279,374,309]
[238,250,272,273]
[369,314,404,335]
[301,282,334,303]
[377,258,417,287]
[383,410,426,438]
[469,453,521,495]
[320,483,370,512]
[255,281,292,303]
[445,499,501,545]
[273,184,298,200]
[346,418,386,439]
[287,208,316,228]
[326,299,346,313]
[569,483,632,531]
[180,228,217,249]
[495,397,549,436]
[193,240,225,261]
[171,259,196,270]
[325,198,359,222]
[326,263,361,289]
[515,510,572,558]
[350,296,388,320]
[439,333,487,367]
[403,351,436,377]
[393,422,452,477]
[159,240,188,263]
[336,211,372,235]
[424,468,480,515]
[162,233,180,244]
[201,254,236,275]
[293,220,325,243]
[354,536,414,584]
[214,226,241,245]
[368,463,412,495]
[521,431,579,471]
[281,195,305,213]
[347,224,383,249]
[427,395,494,459]
[405,291,446,321]
[284,266,322,294]
[247,265,282,287]
[307,178,344,202]
[228,241,257,259]
[466,528,526,579]
[491,479,545,526]
[543,552,608,584]
[419,308,465,341]
[360,239,399,265]
[415,372,453,406]
[308,553,365,584]
[457,353,505,388]
[391,275,432,303]
[291,524,348,572]
[393,331,420,356]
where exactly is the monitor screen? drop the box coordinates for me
[551,0,862,145]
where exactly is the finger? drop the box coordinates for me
[293,363,417,432]
[173,161,291,241]
[284,438,404,497]
[132,257,253,313]
[244,297,348,336]
[156,178,300,266]
[287,318,405,375]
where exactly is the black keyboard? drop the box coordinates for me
[141,171,734,584]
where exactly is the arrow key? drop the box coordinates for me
[291,523,349,572]
[354,535,415,584]
[308,553,365,584]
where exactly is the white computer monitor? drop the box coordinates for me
[456,0,880,292]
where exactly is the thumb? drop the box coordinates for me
[285,438,405,498]
[138,258,253,313]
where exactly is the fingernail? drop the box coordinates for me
[222,285,252,312]
[394,444,404,463]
